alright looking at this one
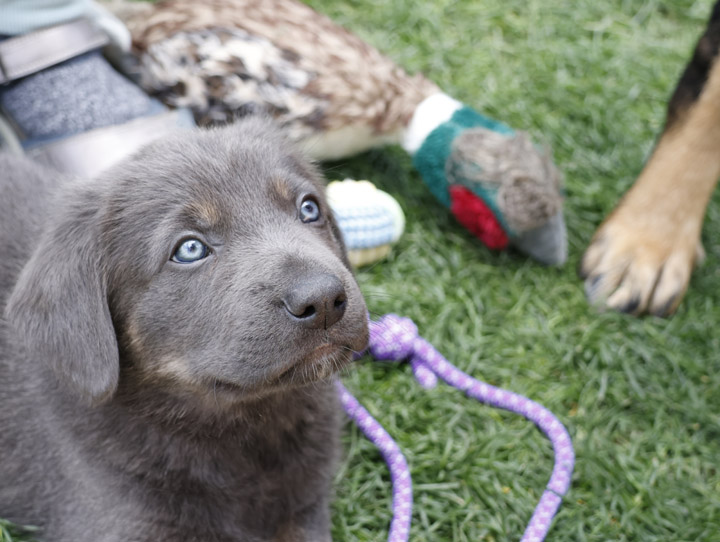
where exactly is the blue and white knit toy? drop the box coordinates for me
[327,179,405,267]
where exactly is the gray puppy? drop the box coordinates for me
[0,117,368,542]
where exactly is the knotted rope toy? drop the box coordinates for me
[338,314,575,541]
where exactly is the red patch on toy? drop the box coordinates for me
[449,185,509,250]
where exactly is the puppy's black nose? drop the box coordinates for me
[283,273,347,329]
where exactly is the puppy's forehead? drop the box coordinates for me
[180,153,319,212]
[128,126,323,223]
[269,176,295,202]
[175,171,310,234]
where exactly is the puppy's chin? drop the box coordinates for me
[122,341,359,417]
[214,343,356,399]
[272,343,355,387]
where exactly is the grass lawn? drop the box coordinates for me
[309,0,720,540]
[3,1,719,541]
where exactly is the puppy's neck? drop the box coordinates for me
[109,372,337,433]
[60,377,339,478]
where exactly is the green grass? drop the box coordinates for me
[5,1,720,540]
[0,520,36,542]
[304,0,720,540]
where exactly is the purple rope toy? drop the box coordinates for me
[337,314,575,542]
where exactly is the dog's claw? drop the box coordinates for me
[583,273,606,305]
[618,296,641,315]
[651,294,678,318]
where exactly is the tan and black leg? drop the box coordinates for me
[581,2,720,316]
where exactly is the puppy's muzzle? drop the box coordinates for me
[282,273,347,330]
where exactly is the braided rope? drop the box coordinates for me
[339,314,575,542]
[336,382,413,542]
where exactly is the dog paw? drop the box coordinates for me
[580,212,703,317]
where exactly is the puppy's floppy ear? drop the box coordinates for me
[5,180,119,405]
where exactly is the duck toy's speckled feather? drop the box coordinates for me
[111,0,566,265]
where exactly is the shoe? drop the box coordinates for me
[0,18,193,178]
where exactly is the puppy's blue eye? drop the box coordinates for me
[172,239,209,263]
[299,197,321,223]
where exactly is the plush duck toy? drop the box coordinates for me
[110,0,566,265]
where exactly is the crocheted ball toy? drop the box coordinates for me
[326,179,405,267]
[112,0,566,265]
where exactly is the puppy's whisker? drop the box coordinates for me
[319,163,351,177]
[361,292,403,302]
[367,309,389,320]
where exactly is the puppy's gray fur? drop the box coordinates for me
[0,117,368,542]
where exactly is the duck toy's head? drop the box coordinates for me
[405,94,566,266]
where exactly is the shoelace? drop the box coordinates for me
[338,314,575,542]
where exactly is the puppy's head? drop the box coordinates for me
[6,118,368,407]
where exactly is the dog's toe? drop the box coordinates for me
[579,235,605,281]
[605,260,660,315]
[647,251,694,317]
[581,241,629,307]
